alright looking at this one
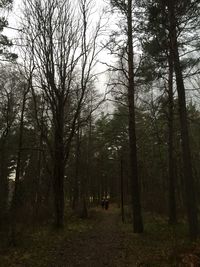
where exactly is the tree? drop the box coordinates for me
[138,0,178,224]
[137,0,200,236]
[165,0,199,240]
[0,0,17,60]
[0,65,21,227]
[10,72,31,245]
[21,0,103,228]
[110,0,143,233]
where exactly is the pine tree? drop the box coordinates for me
[0,0,17,60]
[110,0,144,233]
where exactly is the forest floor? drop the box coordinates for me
[0,205,200,266]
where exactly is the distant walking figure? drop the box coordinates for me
[101,198,105,209]
[105,198,109,210]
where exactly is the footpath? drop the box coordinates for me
[47,207,130,267]
[1,206,195,266]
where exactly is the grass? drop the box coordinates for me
[0,210,94,267]
[1,208,200,267]
[119,212,197,266]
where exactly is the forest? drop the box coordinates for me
[0,0,200,266]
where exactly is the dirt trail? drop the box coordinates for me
[49,207,130,267]
[0,206,194,266]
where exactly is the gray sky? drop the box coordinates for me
[5,0,112,89]
[3,0,115,115]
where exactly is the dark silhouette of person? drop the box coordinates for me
[105,198,109,210]
[101,198,105,209]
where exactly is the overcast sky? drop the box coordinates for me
[3,0,115,114]
[5,0,113,87]
[6,0,108,37]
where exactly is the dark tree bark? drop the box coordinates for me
[10,85,29,245]
[0,84,16,226]
[167,49,177,224]
[127,0,143,233]
[53,97,65,228]
[167,0,198,240]
[120,155,125,223]
[33,131,43,220]
[72,128,81,210]
[86,115,92,200]
[0,140,8,226]
[22,0,102,228]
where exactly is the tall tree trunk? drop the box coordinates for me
[120,155,125,223]
[0,140,8,227]
[127,0,143,233]
[167,0,198,240]
[53,99,65,228]
[87,114,92,201]
[33,131,43,221]
[72,129,81,210]
[168,49,177,224]
[10,88,28,245]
